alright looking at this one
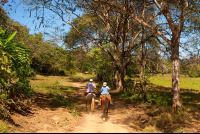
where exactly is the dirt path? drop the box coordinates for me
[9,80,141,133]
[69,81,138,133]
[73,113,130,133]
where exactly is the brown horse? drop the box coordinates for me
[101,94,111,117]
[85,93,96,112]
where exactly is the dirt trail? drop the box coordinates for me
[73,113,130,133]
[70,81,136,133]
[9,80,139,133]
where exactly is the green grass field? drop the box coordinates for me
[148,74,200,90]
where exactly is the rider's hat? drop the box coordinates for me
[103,82,107,86]
[90,79,93,82]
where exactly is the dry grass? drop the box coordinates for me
[142,125,162,133]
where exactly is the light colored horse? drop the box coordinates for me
[85,93,96,112]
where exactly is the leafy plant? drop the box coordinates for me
[0,28,33,117]
[71,108,78,119]
[0,122,7,133]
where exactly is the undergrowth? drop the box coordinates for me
[117,88,194,130]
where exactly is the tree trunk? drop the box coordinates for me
[139,64,144,96]
[116,66,127,91]
[112,63,117,88]
[143,80,147,101]
[121,67,127,91]
[171,37,182,109]
[134,76,137,94]
[139,28,146,98]
[116,69,122,91]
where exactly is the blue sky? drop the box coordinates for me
[2,0,81,46]
[1,0,198,58]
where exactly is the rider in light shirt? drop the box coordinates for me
[101,83,110,95]
[98,82,112,105]
[84,79,98,100]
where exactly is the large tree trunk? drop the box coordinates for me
[121,67,127,91]
[134,77,137,94]
[116,66,127,91]
[171,37,182,109]
[116,69,122,91]
[112,63,117,88]
[139,63,144,96]
[139,28,147,99]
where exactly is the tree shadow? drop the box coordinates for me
[112,83,200,133]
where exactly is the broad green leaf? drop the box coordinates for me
[6,68,11,73]
[1,66,6,70]
[2,56,8,64]
[5,31,17,44]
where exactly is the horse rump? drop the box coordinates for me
[105,96,110,110]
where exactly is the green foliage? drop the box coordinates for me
[118,91,143,103]
[155,107,192,128]
[187,63,200,77]
[71,107,78,119]
[0,28,33,117]
[87,46,114,83]
[0,7,77,76]
[31,46,77,76]
[0,122,7,133]
[147,92,171,107]
[51,94,72,107]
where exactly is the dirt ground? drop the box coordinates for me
[5,79,200,133]
[5,80,141,133]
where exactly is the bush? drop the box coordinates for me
[156,108,192,128]
[51,94,72,107]
[0,29,33,118]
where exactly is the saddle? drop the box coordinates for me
[86,92,96,98]
[101,94,111,102]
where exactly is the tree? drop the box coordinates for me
[96,0,200,108]
[17,0,200,108]
[20,0,160,91]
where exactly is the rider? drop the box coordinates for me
[98,82,112,105]
[84,79,98,100]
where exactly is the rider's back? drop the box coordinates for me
[86,82,96,92]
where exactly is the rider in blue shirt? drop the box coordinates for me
[98,82,112,105]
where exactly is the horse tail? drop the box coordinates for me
[91,97,95,111]
[105,96,109,110]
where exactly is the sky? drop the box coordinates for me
[2,0,82,46]
[1,0,199,58]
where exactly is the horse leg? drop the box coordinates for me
[86,101,87,111]
[106,109,108,117]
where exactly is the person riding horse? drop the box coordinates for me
[84,79,98,101]
[98,82,113,105]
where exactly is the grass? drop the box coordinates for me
[148,74,200,91]
[142,125,162,133]
[28,73,200,132]
[118,73,200,133]
[0,121,8,133]
[74,72,94,79]
[29,74,81,110]
[29,75,78,95]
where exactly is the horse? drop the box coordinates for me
[85,92,96,112]
[101,94,111,118]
